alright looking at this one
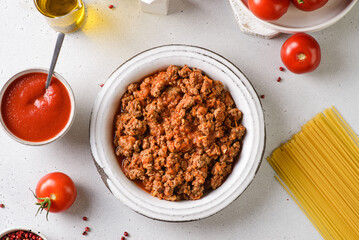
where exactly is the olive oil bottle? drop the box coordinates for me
[34,0,85,33]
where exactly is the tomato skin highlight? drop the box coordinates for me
[291,0,328,11]
[36,172,77,213]
[248,0,290,21]
[281,33,321,74]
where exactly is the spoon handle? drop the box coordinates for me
[46,32,65,89]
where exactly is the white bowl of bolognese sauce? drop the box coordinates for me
[90,45,266,222]
[237,0,357,33]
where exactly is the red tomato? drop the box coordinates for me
[281,33,321,74]
[248,0,290,21]
[291,0,328,11]
[34,172,77,218]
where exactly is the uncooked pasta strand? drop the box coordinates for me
[267,107,359,240]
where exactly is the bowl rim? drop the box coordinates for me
[0,68,76,146]
[89,44,266,222]
[0,228,48,239]
[237,0,358,33]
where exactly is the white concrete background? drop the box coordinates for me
[0,0,358,239]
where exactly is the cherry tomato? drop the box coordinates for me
[34,172,77,218]
[248,0,290,21]
[281,33,321,74]
[291,0,328,11]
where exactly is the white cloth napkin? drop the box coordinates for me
[228,0,280,39]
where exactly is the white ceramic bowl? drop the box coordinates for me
[239,0,357,33]
[0,68,76,146]
[90,45,266,222]
[0,228,47,239]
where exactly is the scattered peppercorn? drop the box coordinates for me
[0,204,4,208]
[121,237,125,240]
[82,231,87,236]
[83,216,88,221]
[108,5,114,9]
[100,84,104,87]
[277,77,281,82]
[260,95,265,99]
[124,232,129,237]
[85,227,90,232]
[279,66,285,71]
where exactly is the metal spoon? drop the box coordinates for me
[45,32,65,89]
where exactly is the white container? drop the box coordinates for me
[90,45,266,222]
[139,0,169,15]
[235,0,357,34]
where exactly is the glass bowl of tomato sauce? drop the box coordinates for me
[0,68,75,145]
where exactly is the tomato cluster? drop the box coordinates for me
[248,0,328,22]
[247,0,323,74]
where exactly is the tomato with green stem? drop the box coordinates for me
[33,172,77,220]
[248,0,290,21]
[292,0,328,11]
[281,33,321,74]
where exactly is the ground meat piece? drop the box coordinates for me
[139,149,154,170]
[115,136,137,157]
[123,153,146,180]
[222,91,235,107]
[228,108,242,122]
[166,65,180,83]
[151,72,168,97]
[210,162,232,189]
[230,126,246,141]
[198,122,214,136]
[206,143,221,157]
[177,94,195,109]
[189,69,204,87]
[121,92,134,110]
[154,157,166,170]
[200,76,213,95]
[127,83,139,93]
[212,80,224,96]
[178,65,192,78]
[114,65,246,201]
[125,99,142,118]
[124,118,147,136]
[214,107,226,124]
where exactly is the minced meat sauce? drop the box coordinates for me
[113,65,246,201]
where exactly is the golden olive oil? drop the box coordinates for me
[34,0,85,33]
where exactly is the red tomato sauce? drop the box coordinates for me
[1,72,72,142]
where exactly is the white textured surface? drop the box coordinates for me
[0,0,358,239]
